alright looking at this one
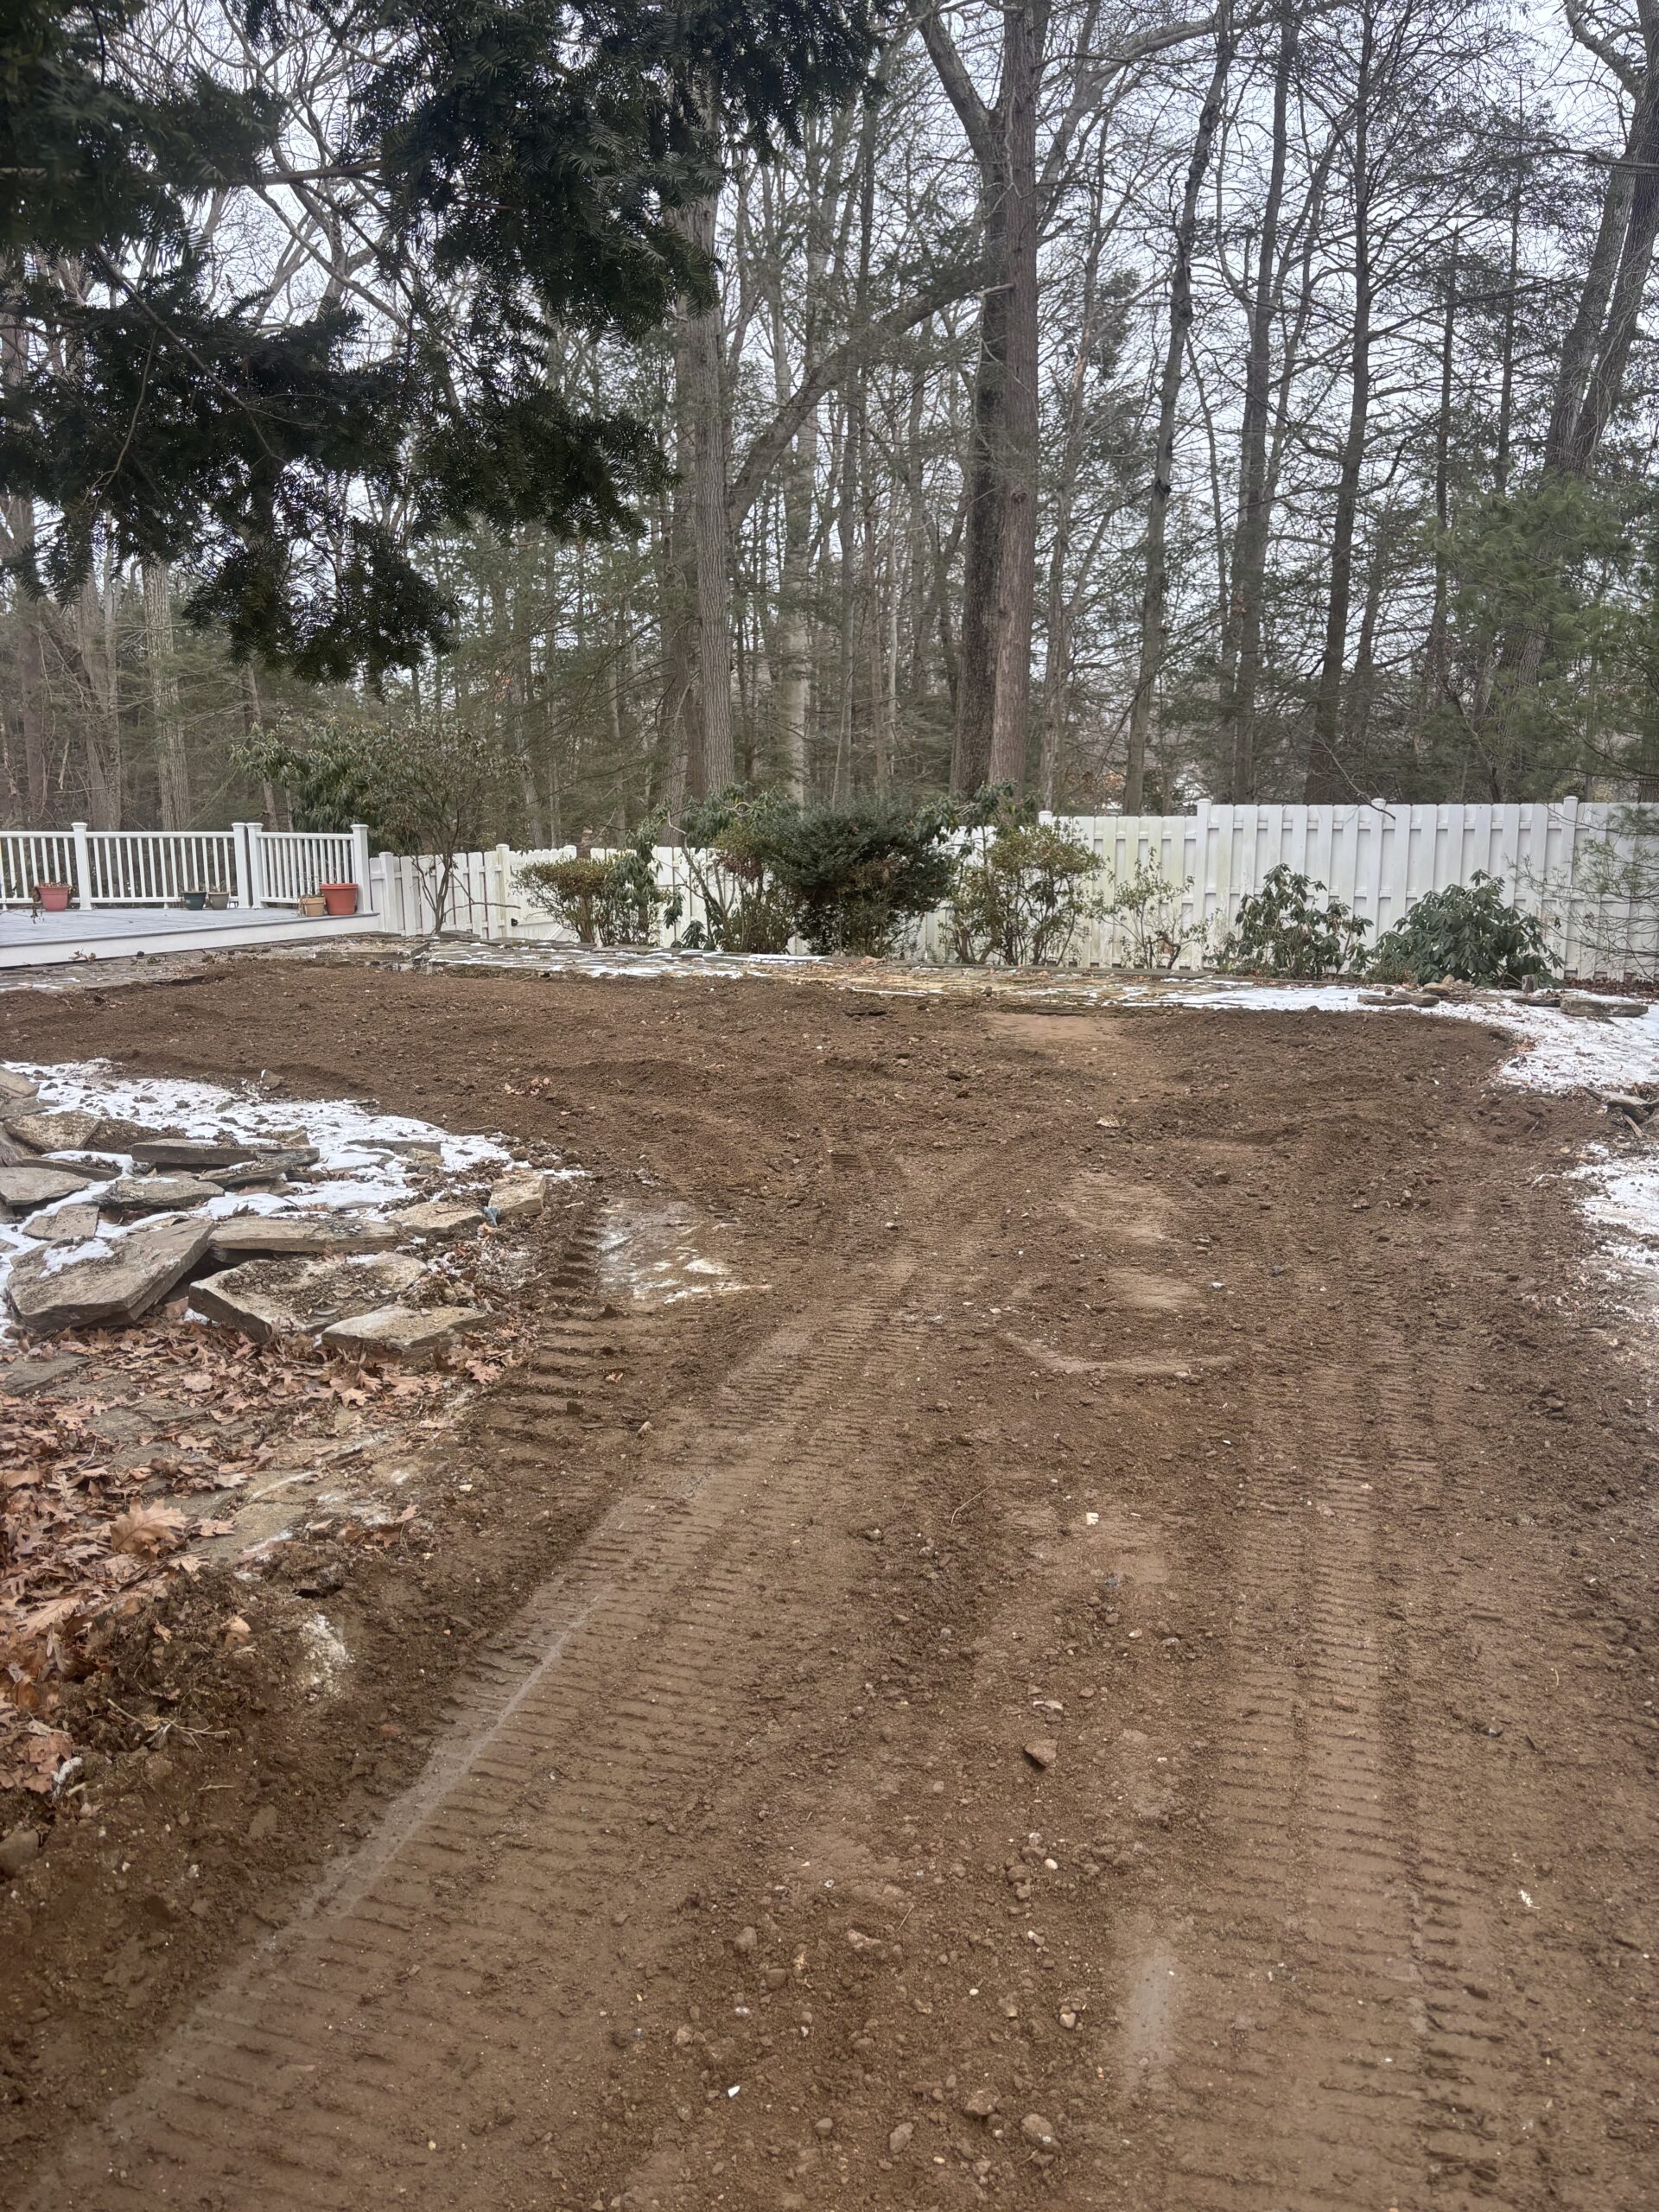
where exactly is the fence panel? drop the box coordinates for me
[83,830,237,905]
[0,833,78,907]
[254,830,355,905]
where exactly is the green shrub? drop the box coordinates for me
[767,796,958,957]
[674,789,806,954]
[1367,873,1554,987]
[673,789,957,957]
[1220,864,1369,977]
[1100,860,1205,969]
[518,832,663,947]
[947,801,1102,967]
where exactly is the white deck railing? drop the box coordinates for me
[252,830,358,906]
[79,830,238,906]
[0,823,374,912]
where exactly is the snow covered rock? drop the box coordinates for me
[8,1217,214,1333]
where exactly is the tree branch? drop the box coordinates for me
[728,266,981,531]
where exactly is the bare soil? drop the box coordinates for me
[0,961,1654,2212]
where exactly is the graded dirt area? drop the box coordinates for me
[0,961,1654,2211]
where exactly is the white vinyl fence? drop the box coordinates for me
[372,799,1659,982]
[11,804,1651,976]
[0,822,373,912]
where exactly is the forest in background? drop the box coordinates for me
[4,0,1659,840]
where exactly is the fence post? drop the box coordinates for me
[349,824,374,914]
[232,822,256,910]
[70,822,92,910]
[493,844,515,942]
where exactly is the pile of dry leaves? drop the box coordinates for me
[1,1321,509,1798]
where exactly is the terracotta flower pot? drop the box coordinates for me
[320,881,359,918]
[37,883,72,912]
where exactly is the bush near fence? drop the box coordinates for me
[371,801,1659,984]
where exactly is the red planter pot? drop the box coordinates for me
[319,882,359,918]
[36,883,72,912]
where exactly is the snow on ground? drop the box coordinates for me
[0,1062,526,1328]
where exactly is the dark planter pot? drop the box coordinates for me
[181,890,207,911]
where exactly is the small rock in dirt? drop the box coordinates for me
[887,2123,913,2157]
[488,1170,550,1223]
[319,1303,490,1363]
[733,1925,759,1954]
[3,1108,103,1152]
[763,1967,787,1990]
[0,1162,97,1212]
[190,1253,425,1344]
[10,1216,213,1332]
[102,1173,224,1214]
[21,1203,101,1244]
[247,1805,279,1842]
[1023,1738,1059,1770]
[395,1198,486,1243]
[961,2087,999,2120]
[1020,2113,1058,2150]
[207,1214,397,1262]
[814,2118,836,2138]
[0,1826,41,1878]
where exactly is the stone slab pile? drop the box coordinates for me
[0,1077,556,1358]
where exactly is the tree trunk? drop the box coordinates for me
[1546,72,1659,480]
[685,186,735,792]
[143,562,191,830]
[951,169,1007,793]
[984,6,1043,794]
[925,1,1050,797]
[1305,3,1376,804]
[1125,20,1232,813]
[662,292,705,805]
[1219,0,1298,803]
[1421,238,1458,717]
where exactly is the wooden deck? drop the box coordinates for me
[0,906,385,969]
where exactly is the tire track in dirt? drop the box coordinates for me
[24,1202,936,2209]
[1155,1325,1538,2211]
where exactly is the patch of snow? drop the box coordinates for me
[1440,999,1659,1093]
[10,1062,512,1175]
[298,1612,350,1696]
[37,1232,116,1274]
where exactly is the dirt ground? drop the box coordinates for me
[0,959,1654,2212]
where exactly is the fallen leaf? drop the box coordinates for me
[107,1504,188,1556]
